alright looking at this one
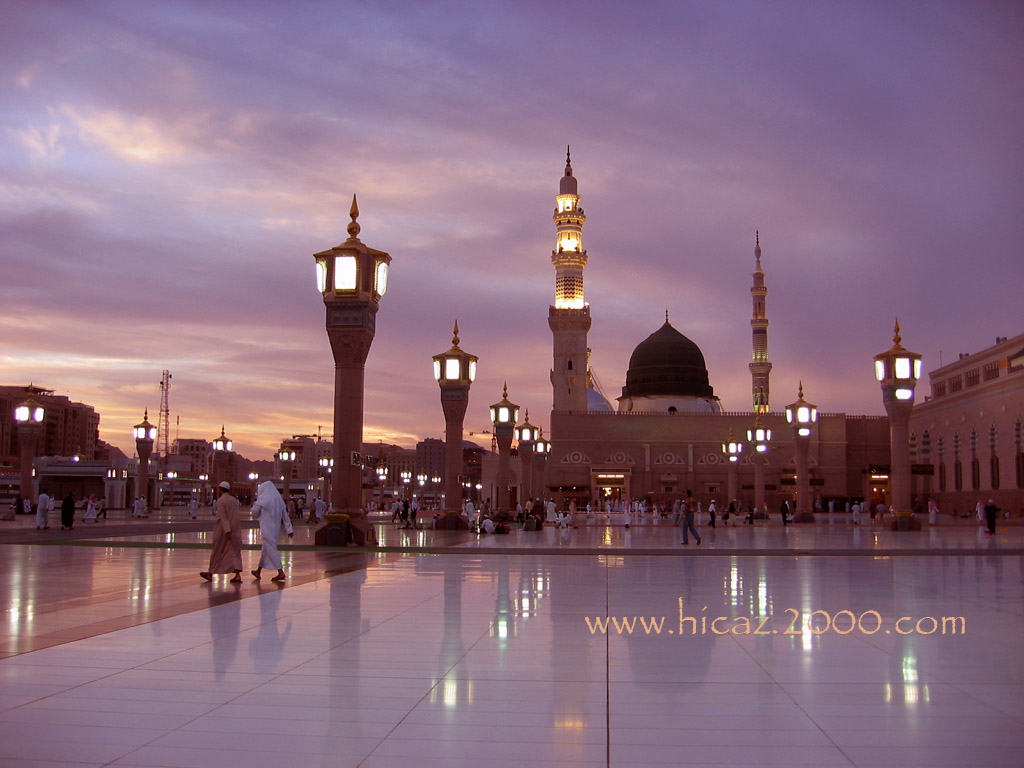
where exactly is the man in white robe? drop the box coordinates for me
[250,481,293,582]
[35,489,52,530]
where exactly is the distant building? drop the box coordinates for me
[910,334,1024,516]
[171,438,210,475]
[0,385,100,466]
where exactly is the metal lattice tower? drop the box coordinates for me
[158,370,172,457]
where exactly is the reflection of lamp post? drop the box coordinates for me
[490,384,520,513]
[314,195,391,545]
[722,427,743,506]
[433,321,477,515]
[874,319,922,519]
[515,411,540,503]
[133,410,157,509]
[211,426,232,489]
[278,448,295,505]
[785,383,818,518]
[746,412,772,515]
[14,387,45,504]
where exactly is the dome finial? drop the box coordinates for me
[346,194,361,239]
[754,230,762,260]
[665,309,670,326]
[452,320,460,347]
[564,145,573,177]
[893,317,901,346]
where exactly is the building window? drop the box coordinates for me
[965,369,980,387]
[948,376,963,393]
[933,381,946,397]
[983,362,999,381]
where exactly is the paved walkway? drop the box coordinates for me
[1,514,1022,766]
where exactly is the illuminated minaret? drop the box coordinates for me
[749,232,772,413]
[549,147,591,412]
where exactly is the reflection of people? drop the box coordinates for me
[250,481,293,582]
[201,481,242,583]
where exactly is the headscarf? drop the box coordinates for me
[254,481,287,519]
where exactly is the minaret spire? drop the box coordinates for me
[749,232,772,413]
[549,150,591,413]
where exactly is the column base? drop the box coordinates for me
[314,512,379,546]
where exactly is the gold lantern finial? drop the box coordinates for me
[346,194,361,240]
[452,320,460,347]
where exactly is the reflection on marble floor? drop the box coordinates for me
[0,535,1022,766]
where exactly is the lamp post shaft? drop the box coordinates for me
[137,440,152,509]
[495,426,513,512]
[886,401,913,515]
[794,435,811,513]
[726,461,738,507]
[753,455,765,513]
[18,432,38,503]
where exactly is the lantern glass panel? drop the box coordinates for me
[334,255,357,291]
[468,360,477,382]
[875,359,885,381]
[498,406,509,424]
[445,358,460,380]
[797,406,810,424]
[913,359,922,379]
[315,260,327,293]
[895,388,914,401]
[375,259,389,296]
[895,357,911,379]
[433,359,441,381]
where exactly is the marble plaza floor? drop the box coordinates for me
[1,512,1022,767]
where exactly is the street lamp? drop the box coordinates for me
[534,428,551,503]
[14,386,45,504]
[721,427,743,507]
[400,470,411,500]
[432,321,477,518]
[133,410,157,510]
[515,410,541,503]
[874,319,922,522]
[318,456,334,505]
[277,448,296,506]
[785,382,818,520]
[489,383,520,513]
[166,470,178,507]
[746,412,772,516]
[314,195,391,545]
[211,426,232,489]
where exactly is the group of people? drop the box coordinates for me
[200,480,294,584]
[29,489,107,530]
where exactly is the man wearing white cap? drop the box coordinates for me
[200,481,242,583]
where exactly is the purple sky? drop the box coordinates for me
[2,1,1022,460]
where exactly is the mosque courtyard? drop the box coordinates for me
[0,512,1022,767]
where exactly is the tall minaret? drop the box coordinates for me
[549,147,591,412]
[749,231,772,412]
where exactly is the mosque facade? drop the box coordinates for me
[542,154,891,511]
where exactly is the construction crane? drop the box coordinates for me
[158,370,172,457]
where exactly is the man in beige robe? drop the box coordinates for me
[200,482,242,583]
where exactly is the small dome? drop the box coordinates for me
[620,321,714,399]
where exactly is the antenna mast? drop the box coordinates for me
[159,370,172,457]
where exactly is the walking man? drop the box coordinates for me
[35,488,52,530]
[200,481,242,583]
[681,490,701,546]
[250,481,294,582]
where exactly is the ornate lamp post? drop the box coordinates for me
[515,411,541,503]
[166,470,178,507]
[489,384,520,513]
[721,427,743,507]
[746,412,772,516]
[785,383,818,520]
[14,387,46,504]
[314,195,391,545]
[277,448,295,506]
[211,426,232,489]
[432,321,477,517]
[318,457,334,503]
[400,470,411,500]
[133,410,157,509]
[874,319,922,521]
[534,429,551,502]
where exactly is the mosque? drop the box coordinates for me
[539,152,891,511]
